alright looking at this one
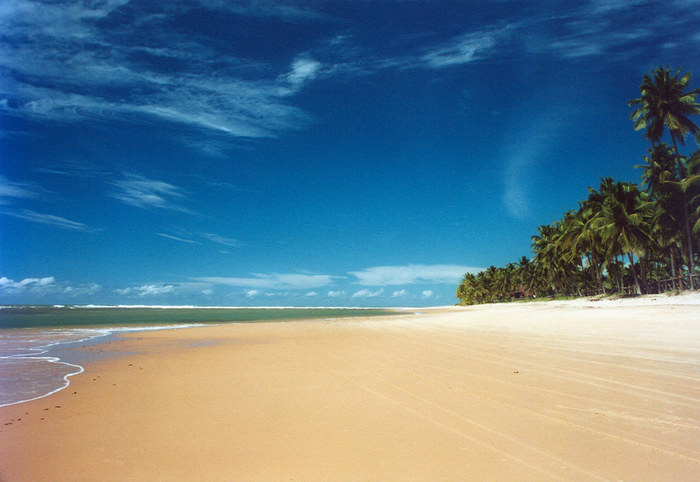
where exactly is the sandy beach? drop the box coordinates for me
[1,295,699,480]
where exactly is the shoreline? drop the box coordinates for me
[1,295,699,480]
[0,307,399,406]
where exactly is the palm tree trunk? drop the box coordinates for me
[592,250,605,294]
[627,252,642,295]
[671,133,696,283]
[670,248,678,289]
[639,256,648,293]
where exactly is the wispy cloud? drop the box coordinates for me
[195,273,335,290]
[203,1,328,21]
[0,1,320,142]
[33,160,108,179]
[3,209,93,231]
[349,264,480,286]
[202,233,241,248]
[501,108,568,219]
[586,0,647,13]
[0,174,95,231]
[283,57,322,90]
[0,175,38,204]
[157,233,201,245]
[111,174,192,212]
[418,28,510,68]
[530,2,693,61]
[114,284,175,297]
[1,0,689,151]
[351,288,384,299]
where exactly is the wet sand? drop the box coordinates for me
[1,295,699,480]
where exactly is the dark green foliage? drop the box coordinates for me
[456,66,699,305]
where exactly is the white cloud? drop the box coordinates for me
[0,276,55,293]
[245,290,260,298]
[207,1,327,21]
[0,176,92,231]
[350,265,481,286]
[111,174,191,212]
[421,290,434,299]
[420,30,503,68]
[285,57,322,89]
[114,284,175,297]
[502,154,532,218]
[501,108,568,219]
[64,283,101,297]
[0,175,37,204]
[327,290,346,298]
[3,209,93,231]
[157,233,201,244]
[0,2,314,142]
[586,0,647,13]
[0,276,101,299]
[305,291,318,297]
[351,288,384,299]
[392,289,408,298]
[202,233,240,247]
[196,273,334,290]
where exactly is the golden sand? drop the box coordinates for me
[1,296,699,480]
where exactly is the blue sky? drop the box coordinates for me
[1,0,699,306]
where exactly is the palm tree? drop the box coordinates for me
[629,66,700,275]
[566,202,606,294]
[637,144,684,282]
[683,148,700,235]
[638,144,678,196]
[593,178,655,294]
[532,224,561,295]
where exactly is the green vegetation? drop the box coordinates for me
[457,66,700,305]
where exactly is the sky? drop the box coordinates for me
[1,0,699,307]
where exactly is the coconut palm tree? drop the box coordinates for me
[638,144,678,196]
[532,224,560,295]
[683,148,700,235]
[594,179,655,294]
[629,66,700,274]
[567,201,606,294]
[637,144,684,281]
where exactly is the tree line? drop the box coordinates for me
[457,66,700,305]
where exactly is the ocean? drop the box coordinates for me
[0,306,394,407]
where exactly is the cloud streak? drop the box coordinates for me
[202,233,241,248]
[350,265,481,286]
[1,0,693,152]
[195,273,335,290]
[157,233,201,245]
[0,175,38,204]
[418,28,509,68]
[111,174,192,212]
[3,209,93,231]
[0,1,319,141]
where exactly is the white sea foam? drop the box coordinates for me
[0,324,205,407]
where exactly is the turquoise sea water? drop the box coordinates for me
[0,306,394,407]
